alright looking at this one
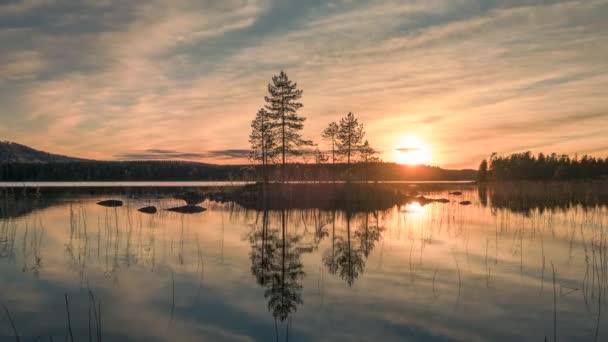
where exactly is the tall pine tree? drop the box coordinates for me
[264,71,311,182]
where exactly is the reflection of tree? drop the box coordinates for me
[312,209,329,249]
[355,212,382,258]
[478,185,488,207]
[250,210,304,322]
[324,211,384,286]
[323,212,339,275]
[334,211,365,286]
[250,210,280,287]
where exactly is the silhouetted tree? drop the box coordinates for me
[250,108,277,183]
[264,71,311,182]
[359,139,379,181]
[478,159,488,182]
[336,112,365,179]
[359,140,378,163]
[321,122,340,165]
[314,147,328,164]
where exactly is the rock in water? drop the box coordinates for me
[449,191,463,195]
[415,195,433,205]
[97,200,123,207]
[434,198,450,203]
[174,191,206,206]
[459,200,472,205]
[138,206,157,214]
[166,205,207,214]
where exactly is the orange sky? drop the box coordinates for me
[1,0,607,168]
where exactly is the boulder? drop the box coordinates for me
[97,200,123,207]
[166,205,207,214]
[459,200,472,205]
[138,206,157,214]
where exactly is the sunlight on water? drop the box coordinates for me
[0,187,607,341]
[400,201,426,215]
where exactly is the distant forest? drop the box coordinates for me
[0,161,476,182]
[479,152,608,181]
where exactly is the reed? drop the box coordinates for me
[64,293,74,342]
[2,304,21,342]
[552,262,557,342]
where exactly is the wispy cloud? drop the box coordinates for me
[396,147,421,153]
[115,148,250,161]
[0,50,45,81]
[0,0,606,167]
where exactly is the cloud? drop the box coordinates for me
[396,147,421,153]
[114,148,251,161]
[203,149,251,159]
[416,115,444,124]
[0,0,54,14]
[583,145,608,155]
[0,50,45,81]
[0,0,607,167]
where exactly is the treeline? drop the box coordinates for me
[0,160,475,182]
[479,152,608,181]
[0,161,246,181]
[0,141,86,163]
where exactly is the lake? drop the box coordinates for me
[0,183,607,341]
[0,181,473,188]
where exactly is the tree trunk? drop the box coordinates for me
[281,89,286,184]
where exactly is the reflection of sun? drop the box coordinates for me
[395,136,432,165]
[402,201,426,214]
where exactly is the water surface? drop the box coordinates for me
[0,180,473,188]
[0,186,607,341]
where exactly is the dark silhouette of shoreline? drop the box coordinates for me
[479,152,608,181]
[0,160,476,182]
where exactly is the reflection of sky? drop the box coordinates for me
[0,192,607,341]
[1,1,607,167]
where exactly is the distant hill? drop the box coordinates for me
[0,141,88,163]
[0,141,477,181]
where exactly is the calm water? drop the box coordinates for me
[0,181,473,188]
[1,186,607,341]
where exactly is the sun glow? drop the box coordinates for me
[401,201,426,214]
[395,136,432,165]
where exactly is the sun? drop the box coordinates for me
[395,136,432,165]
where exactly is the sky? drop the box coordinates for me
[0,0,607,169]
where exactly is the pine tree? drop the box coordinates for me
[359,139,379,181]
[359,140,378,163]
[264,71,311,182]
[314,147,328,164]
[249,108,276,182]
[336,112,365,177]
[321,122,339,165]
